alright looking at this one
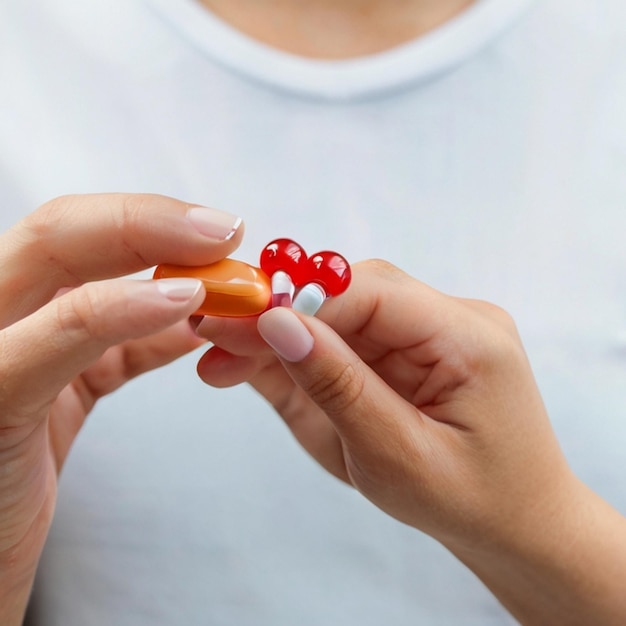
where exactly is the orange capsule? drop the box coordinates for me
[153,258,271,317]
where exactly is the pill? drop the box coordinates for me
[153,258,271,317]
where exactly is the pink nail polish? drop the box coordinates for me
[186,206,242,241]
[155,278,203,302]
[257,308,314,363]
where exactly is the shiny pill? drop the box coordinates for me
[153,258,271,317]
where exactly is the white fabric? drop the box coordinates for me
[1,0,625,624]
[148,0,537,99]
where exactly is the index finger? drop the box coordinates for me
[0,193,243,326]
[316,259,454,360]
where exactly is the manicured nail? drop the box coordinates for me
[186,206,242,241]
[155,278,203,302]
[257,308,314,363]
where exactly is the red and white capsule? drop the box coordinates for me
[261,239,351,315]
[259,238,306,307]
[292,250,352,316]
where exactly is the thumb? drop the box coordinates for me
[256,307,423,457]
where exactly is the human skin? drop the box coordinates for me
[4,2,624,624]
[189,7,626,618]
[198,0,475,58]
[196,260,626,625]
[0,194,243,625]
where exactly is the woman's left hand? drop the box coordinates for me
[197,259,626,626]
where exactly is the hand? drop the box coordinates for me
[197,259,567,538]
[0,194,242,625]
[197,259,626,625]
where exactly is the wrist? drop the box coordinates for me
[450,474,626,625]
[0,493,55,626]
[0,557,38,626]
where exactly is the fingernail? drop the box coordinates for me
[155,278,203,302]
[257,308,314,363]
[186,206,242,241]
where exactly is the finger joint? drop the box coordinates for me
[305,360,365,418]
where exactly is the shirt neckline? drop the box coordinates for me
[147,0,538,100]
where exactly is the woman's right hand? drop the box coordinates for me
[0,193,243,625]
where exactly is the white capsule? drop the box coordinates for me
[293,283,326,316]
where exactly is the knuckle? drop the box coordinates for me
[21,195,76,241]
[479,302,523,348]
[359,258,397,273]
[55,287,106,344]
[479,300,516,327]
[351,259,417,297]
[494,307,521,338]
[304,359,365,417]
[461,311,525,377]
[461,298,521,340]
[118,194,148,233]
[355,258,405,281]
[116,195,156,267]
[116,193,170,227]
